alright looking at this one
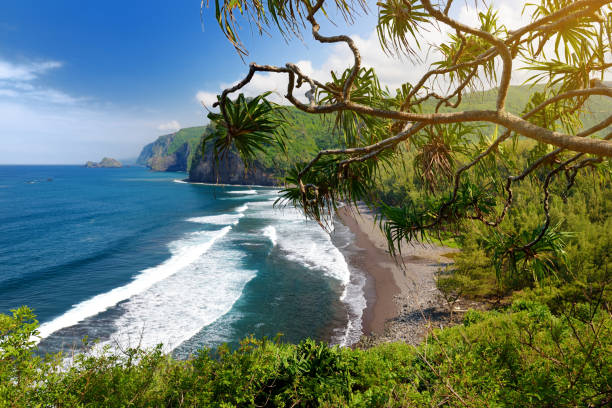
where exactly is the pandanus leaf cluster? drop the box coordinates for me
[380,181,497,257]
[204,92,287,170]
[204,0,612,286]
[482,223,572,286]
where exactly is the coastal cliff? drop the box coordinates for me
[136,126,207,172]
[188,145,277,185]
[136,107,335,184]
[137,125,279,185]
[138,135,191,172]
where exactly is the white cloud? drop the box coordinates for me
[195,90,219,108]
[157,120,181,132]
[0,89,18,97]
[0,56,170,163]
[0,60,62,81]
[0,84,81,105]
[0,98,167,163]
[0,58,82,105]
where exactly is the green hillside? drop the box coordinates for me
[166,126,209,164]
[137,126,210,172]
[145,85,611,176]
[250,107,337,171]
[429,85,611,135]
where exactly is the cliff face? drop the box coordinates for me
[136,142,155,166]
[137,126,276,185]
[136,134,183,171]
[136,127,207,172]
[146,139,192,172]
[188,146,277,186]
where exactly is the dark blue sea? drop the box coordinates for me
[0,166,366,355]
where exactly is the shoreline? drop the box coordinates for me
[177,178,279,188]
[336,209,399,336]
[336,207,458,345]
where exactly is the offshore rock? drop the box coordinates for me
[85,157,122,168]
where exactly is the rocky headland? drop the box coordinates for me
[136,127,206,172]
[137,126,278,185]
[187,146,277,186]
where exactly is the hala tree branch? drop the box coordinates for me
[305,0,362,101]
[433,66,479,112]
[518,152,585,252]
[405,0,609,110]
[213,1,612,158]
[465,96,611,228]
[206,0,612,259]
[420,0,513,112]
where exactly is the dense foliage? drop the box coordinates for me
[377,137,611,300]
[2,295,609,407]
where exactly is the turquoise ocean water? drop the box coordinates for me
[0,166,366,356]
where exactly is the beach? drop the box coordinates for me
[336,207,458,345]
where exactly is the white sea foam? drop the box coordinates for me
[173,179,188,184]
[187,204,249,226]
[40,193,366,351]
[36,226,232,341]
[262,226,277,246]
[187,214,244,225]
[251,202,366,347]
[256,206,350,283]
[101,246,256,351]
[281,234,351,284]
[335,265,367,347]
[277,215,367,347]
[227,189,257,195]
[248,198,278,207]
[246,203,350,282]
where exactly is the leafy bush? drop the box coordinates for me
[2,301,609,407]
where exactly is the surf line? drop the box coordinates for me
[36,226,232,342]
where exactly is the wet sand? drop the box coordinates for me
[337,207,458,344]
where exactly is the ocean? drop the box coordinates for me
[0,165,366,355]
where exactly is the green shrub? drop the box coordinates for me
[1,302,609,407]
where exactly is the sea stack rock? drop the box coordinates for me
[85,157,122,168]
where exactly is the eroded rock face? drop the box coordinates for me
[136,131,199,172]
[146,142,191,172]
[137,134,175,171]
[85,157,122,168]
[137,126,278,185]
[188,147,277,186]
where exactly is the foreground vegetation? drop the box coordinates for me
[2,292,609,407]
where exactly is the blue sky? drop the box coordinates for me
[0,0,373,163]
[0,0,525,164]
